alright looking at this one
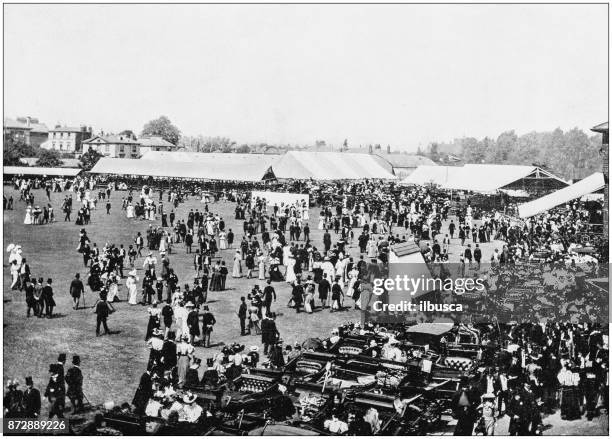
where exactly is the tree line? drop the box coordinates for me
[417,128,604,180]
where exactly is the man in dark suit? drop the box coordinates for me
[41,278,55,317]
[262,280,276,316]
[70,273,85,310]
[65,355,84,414]
[22,376,41,418]
[261,313,279,356]
[238,296,248,336]
[323,229,332,253]
[44,365,65,419]
[463,244,473,267]
[201,306,216,348]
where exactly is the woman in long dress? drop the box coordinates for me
[257,253,266,280]
[303,282,314,313]
[24,205,33,225]
[126,271,139,305]
[159,233,167,253]
[317,214,325,230]
[285,255,297,284]
[232,251,243,278]
[219,231,228,250]
[176,336,194,388]
[126,203,135,218]
[107,273,119,302]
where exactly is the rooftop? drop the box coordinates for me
[591,122,608,133]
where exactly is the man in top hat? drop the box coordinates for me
[56,353,66,402]
[238,296,249,336]
[22,376,41,418]
[44,365,65,418]
[262,279,276,317]
[94,290,114,336]
[65,355,84,414]
[3,379,24,418]
[186,302,200,344]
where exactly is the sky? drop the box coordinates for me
[4,4,608,151]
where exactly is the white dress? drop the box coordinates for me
[302,208,309,221]
[126,276,139,305]
[219,232,228,250]
[107,281,119,302]
[258,255,266,280]
[24,207,33,225]
[285,257,297,284]
[126,205,135,218]
[317,216,325,230]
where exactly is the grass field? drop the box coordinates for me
[3,185,607,435]
[3,186,367,413]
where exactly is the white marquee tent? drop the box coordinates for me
[3,166,82,177]
[271,151,397,180]
[518,172,605,218]
[401,164,567,194]
[90,157,272,182]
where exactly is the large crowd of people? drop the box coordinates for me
[3,173,608,434]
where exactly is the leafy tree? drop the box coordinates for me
[236,144,251,153]
[36,149,63,167]
[343,139,348,150]
[141,116,181,145]
[315,140,326,148]
[428,142,441,162]
[3,137,41,165]
[79,148,104,171]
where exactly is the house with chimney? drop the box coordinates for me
[3,117,49,147]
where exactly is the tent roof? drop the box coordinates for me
[518,172,605,218]
[400,165,463,186]
[374,153,437,168]
[272,151,397,180]
[3,166,81,177]
[139,151,278,167]
[90,157,272,181]
[402,164,567,193]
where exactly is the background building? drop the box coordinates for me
[42,125,93,153]
[82,134,141,158]
[137,136,175,155]
[3,116,49,147]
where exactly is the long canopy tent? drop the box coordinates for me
[90,157,274,182]
[517,172,605,218]
[401,164,568,195]
[270,151,397,180]
[3,166,82,177]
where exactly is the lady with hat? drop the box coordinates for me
[181,392,203,423]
